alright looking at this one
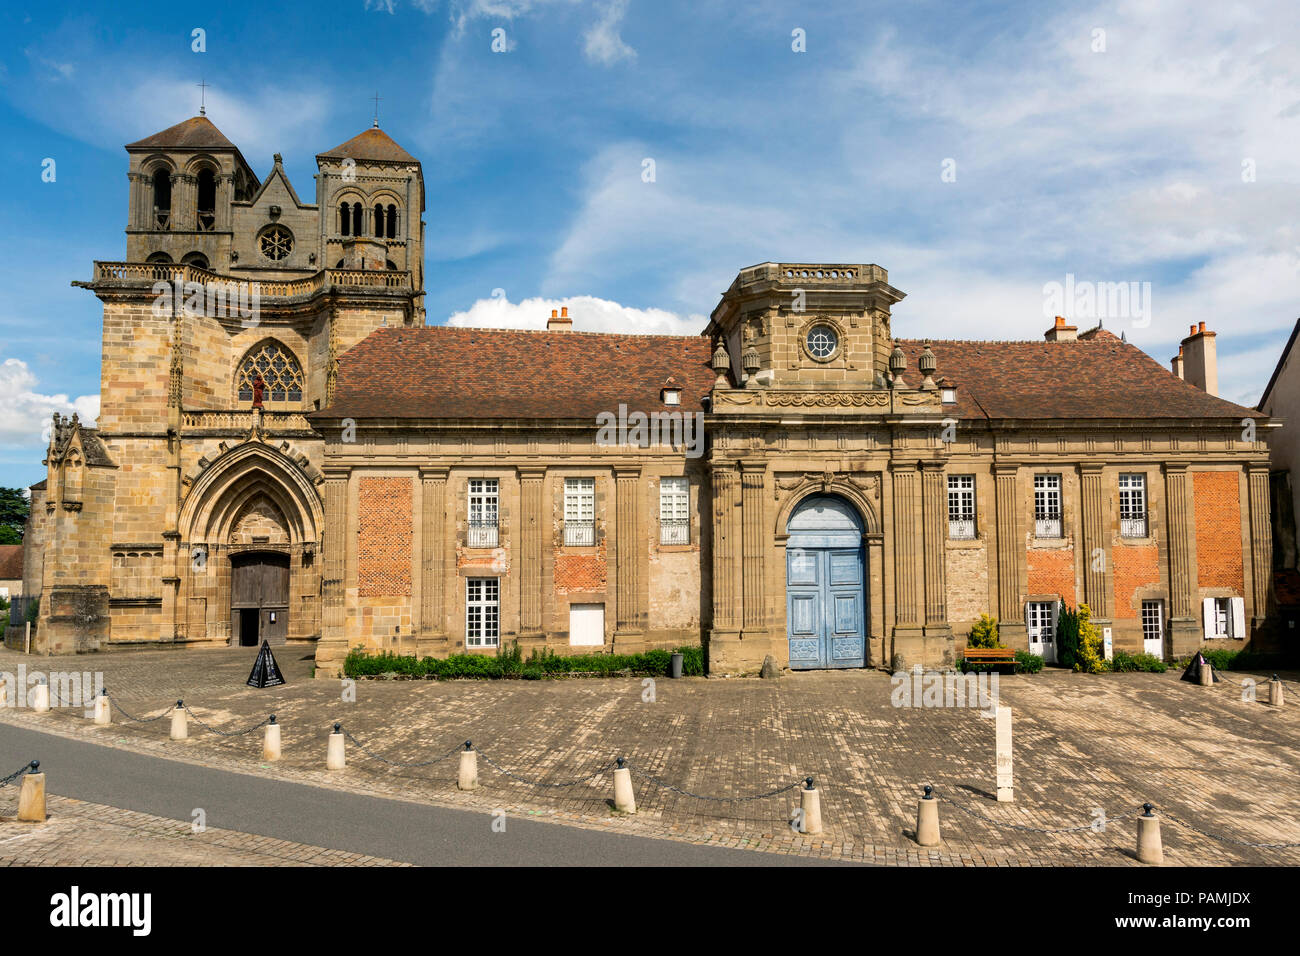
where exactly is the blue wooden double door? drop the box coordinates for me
[786,495,867,669]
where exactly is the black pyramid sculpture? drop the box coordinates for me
[247,640,287,688]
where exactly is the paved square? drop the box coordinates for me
[1,645,1297,865]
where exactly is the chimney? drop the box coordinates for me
[1044,315,1078,342]
[547,305,572,331]
[1180,321,1217,395]
[1170,344,1185,379]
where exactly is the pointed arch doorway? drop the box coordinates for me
[785,494,867,669]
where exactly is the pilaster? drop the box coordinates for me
[994,463,1026,643]
[418,467,448,657]
[1164,464,1199,655]
[613,465,644,652]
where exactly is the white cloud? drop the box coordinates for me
[583,0,636,66]
[0,359,99,447]
[444,292,705,335]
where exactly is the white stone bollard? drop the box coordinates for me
[31,682,50,713]
[916,785,941,846]
[17,762,46,823]
[263,716,281,761]
[457,742,479,791]
[326,723,345,770]
[995,703,1014,803]
[1137,804,1164,864]
[612,758,636,814]
[1269,676,1284,707]
[799,777,822,835]
[92,692,110,726]
[169,701,188,740]
[0,679,8,707]
[1199,660,1213,686]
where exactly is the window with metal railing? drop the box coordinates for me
[1119,473,1147,537]
[947,474,975,539]
[467,478,499,548]
[660,476,690,544]
[1034,474,1062,538]
[564,478,595,546]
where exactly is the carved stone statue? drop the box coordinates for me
[252,374,266,409]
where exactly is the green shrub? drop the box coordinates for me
[1110,650,1168,673]
[342,644,706,680]
[1014,650,1044,673]
[25,596,39,624]
[1057,605,1079,670]
[676,645,705,676]
[967,614,1000,649]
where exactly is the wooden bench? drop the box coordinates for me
[960,647,1018,673]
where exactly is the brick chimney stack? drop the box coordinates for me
[1044,315,1078,342]
[1180,321,1217,395]
[1171,344,1185,379]
[547,306,573,331]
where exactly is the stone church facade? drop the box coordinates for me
[9,116,1282,676]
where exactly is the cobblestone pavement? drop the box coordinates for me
[1,644,1298,866]
[0,794,407,866]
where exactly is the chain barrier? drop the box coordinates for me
[340,728,463,768]
[1156,807,1300,849]
[476,749,619,788]
[932,789,1300,850]
[103,691,169,724]
[625,761,806,803]
[0,761,36,788]
[934,789,1142,834]
[181,703,271,738]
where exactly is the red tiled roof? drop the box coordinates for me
[0,545,22,580]
[896,331,1265,421]
[317,325,1262,424]
[126,116,239,151]
[314,326,716,420]
[317,127,418,165]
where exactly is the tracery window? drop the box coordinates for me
[258,225,294,260]
[236,341,304,404]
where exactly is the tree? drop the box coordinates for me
[0,488,28,544]
[967,614,1001,648]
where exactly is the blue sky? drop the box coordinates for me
[1,0,1298,487]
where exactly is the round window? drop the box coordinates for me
[259,225,294,261]
[806,325,838,359]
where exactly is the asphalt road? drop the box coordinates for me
[0,724,843,866]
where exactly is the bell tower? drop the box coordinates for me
[124,115,259,270]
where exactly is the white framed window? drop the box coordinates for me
[1119,474,1147,537]
[468,478,499,548]
[1203,596,1245,640]
[564,477,595,546]
[1026,601,1057,663]
[466,577,499,647]
[660,477,690,545]
[1141,600,1164,654]
[947,474,976,539]
[1034,474,1063,538]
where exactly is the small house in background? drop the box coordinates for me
[0,545,22,601]
[1257,317,1300,637]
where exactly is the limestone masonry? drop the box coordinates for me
[6,116,1282,677]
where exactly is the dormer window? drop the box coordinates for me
[941,387,957,404]
[663,389,681,406]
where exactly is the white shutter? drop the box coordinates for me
[1202,598,1216,640]
[1231,597,1246,640]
